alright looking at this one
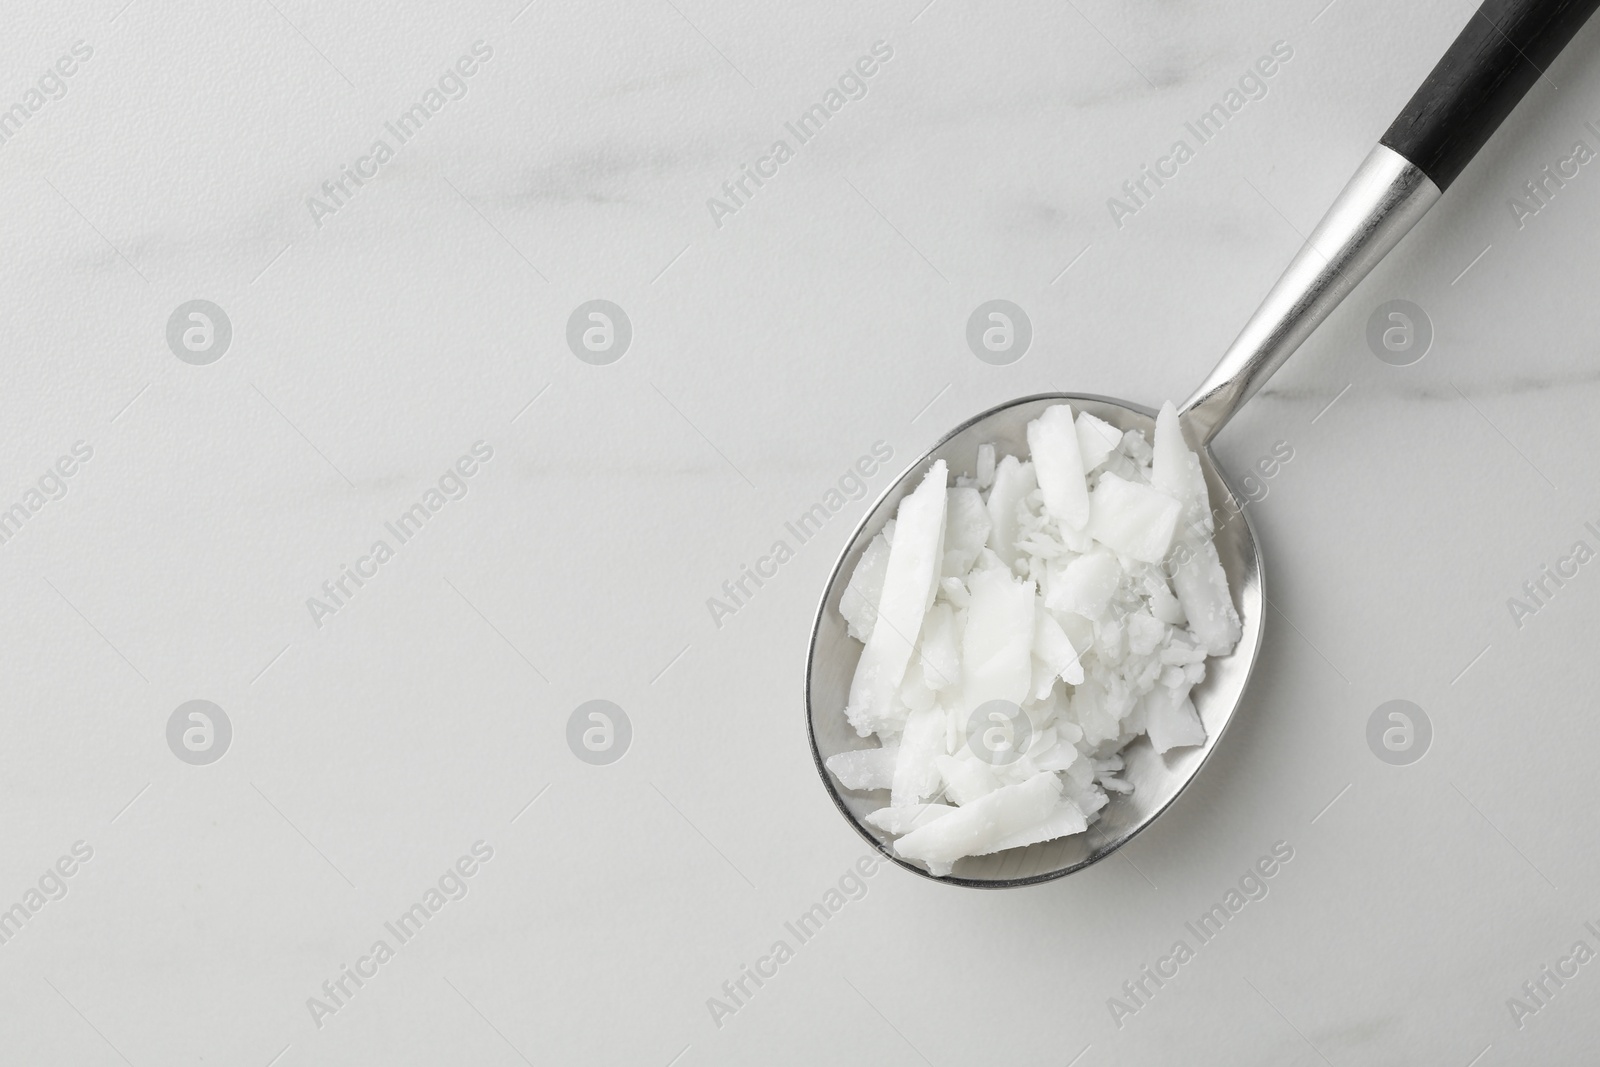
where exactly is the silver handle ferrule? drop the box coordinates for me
[1179,145,1442,444]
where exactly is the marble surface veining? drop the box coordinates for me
[2,0,1600,1063]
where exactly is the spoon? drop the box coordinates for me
[807,0,1600,886]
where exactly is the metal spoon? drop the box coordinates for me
[807,0,1600,886]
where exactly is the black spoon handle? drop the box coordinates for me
[1181,0,1600,442]
[1382,0,1600,190]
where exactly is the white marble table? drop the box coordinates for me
[3,0,1599,1062]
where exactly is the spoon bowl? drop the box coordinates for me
[803,0,1600,883]
[804,393,1263,887]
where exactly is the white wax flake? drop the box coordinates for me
[839,532,890,643]
[1071,681,1122,747]
[898,662,936,713]
[958,565,1035,711]
[1152,401,1212,537]
[831,402,1239,875]
[1126,611,1167,657]
[892,704,946,807]
[1053,609,1095,655]
[1143,686,1205,754]
[1027,404,1090,531]
[986,797,1088,853]
[975,443,996,490]
[894,772,1062,868]
[844,462,948,736]
[1032,604,1085,687]
[935,754,1003,805]
[1085,474,1182,564]
[1146,575,1187,626]
[1045,546,1121,620]
[1076,410,1124,473]
[1121,428,1154,466]
[824,746,898,791]
[1159,638,1206,666]
[917,601,962,692]
[942,487,992,578]
[1030,737,1079,772]
[985,455,1036,571]
[1172,537,1241,655]
[938,575,970,609]
[866,803,955,835]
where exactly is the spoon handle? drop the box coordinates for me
[1179,0,1600,445]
